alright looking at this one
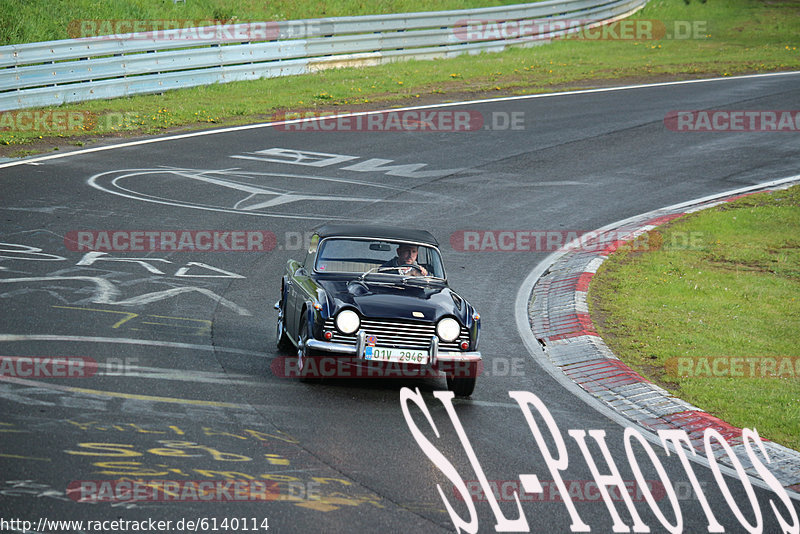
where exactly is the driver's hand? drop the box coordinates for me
[407,265,427,276]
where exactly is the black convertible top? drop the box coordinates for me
[314,224,438,246]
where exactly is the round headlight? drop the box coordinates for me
[335,309,360,334]
[436,317,460,342]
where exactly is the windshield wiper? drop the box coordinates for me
[358,266,401,280]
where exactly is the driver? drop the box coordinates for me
[382,244,428,276]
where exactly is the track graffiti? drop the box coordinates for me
[0,243,251,315]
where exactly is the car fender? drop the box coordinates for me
[302,301,316,340]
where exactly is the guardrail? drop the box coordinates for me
[0,0,648,111]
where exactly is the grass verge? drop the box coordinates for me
[589,185,800,451]
[1,0,799,156]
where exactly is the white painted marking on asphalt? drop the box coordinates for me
[85,167,433,220]
[91,169,350,221]
[0,374,248,409]
[0,71,797,170]
[527,181,587,186]
[167,168,386,206]
[111,286,252,315]
[94,362,267,387]
[514,173,800,500]
[0,334,265,356]
[76,251,171,274]
[174,262,245,279]
[0,276,119,302]
[0,276,252,316]
[97,361,250,377]
[0,243,65,261]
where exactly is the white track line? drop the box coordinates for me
[0,71,798,171]
[0,333,265,356]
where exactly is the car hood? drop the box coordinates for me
[318,278,466,322]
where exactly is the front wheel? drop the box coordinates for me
[446,375,476,397]
[276,308,292,352]
[296,324,321,382]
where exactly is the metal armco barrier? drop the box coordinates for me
[0,0,648,111]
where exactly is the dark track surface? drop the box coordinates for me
[1,73,798,533]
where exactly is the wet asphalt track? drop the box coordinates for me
[0,72,799,533]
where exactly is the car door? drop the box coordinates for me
[286,234,319,338]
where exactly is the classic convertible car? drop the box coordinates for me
[275,224,482,396]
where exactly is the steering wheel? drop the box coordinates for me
[376,264,425,275]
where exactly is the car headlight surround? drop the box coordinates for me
[335,309,360,334]
[436,317,460,342]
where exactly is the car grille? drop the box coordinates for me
[323,318,469,351]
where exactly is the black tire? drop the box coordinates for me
[296,320,321,382]
[446,375,476,397]
[275,307,292,353]
[276,285,292,352]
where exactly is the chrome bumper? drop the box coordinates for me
[305,339,360,354]
[305,333,481,363]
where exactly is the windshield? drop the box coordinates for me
[315,238,445,279]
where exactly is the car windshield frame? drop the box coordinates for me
[313,237,447,280]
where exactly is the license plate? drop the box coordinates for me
[365,346,428,364]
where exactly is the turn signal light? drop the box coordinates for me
[460,341,469,350]
[324,331,333,340]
